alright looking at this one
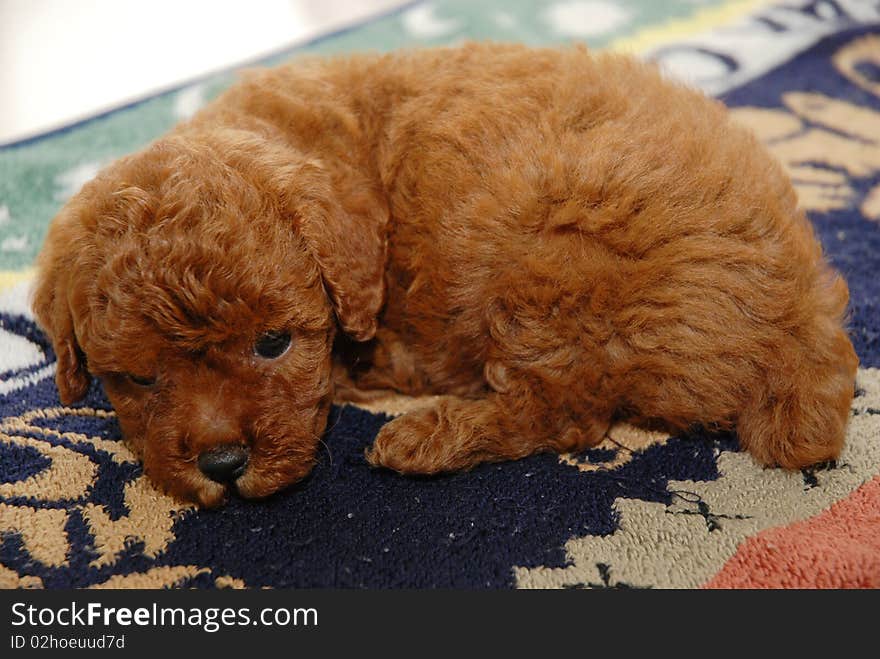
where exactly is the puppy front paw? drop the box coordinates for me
[366,406,451,474]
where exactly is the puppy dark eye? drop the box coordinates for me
[254,331,291,359]
[127,373,156,387]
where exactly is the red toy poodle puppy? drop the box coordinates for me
[33,44,858,506]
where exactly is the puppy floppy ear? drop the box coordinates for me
[32,214,92,405]
[200,129,389,341]
[293,163,389,342]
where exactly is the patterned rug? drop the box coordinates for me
[2,0,879,589]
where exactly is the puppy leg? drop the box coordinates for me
[736,265,858,469]
[737,325,857,469]
[332,360,398,404]
[366,389,611,474]
[366,283,619,473]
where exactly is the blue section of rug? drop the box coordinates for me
[2,26,879,588]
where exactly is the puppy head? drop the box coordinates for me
[33,130,387,506]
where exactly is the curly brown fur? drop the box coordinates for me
[33,43,858,506]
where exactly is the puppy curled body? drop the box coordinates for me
[33,43,858,506]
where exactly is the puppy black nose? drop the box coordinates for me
[198,445,249,483]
